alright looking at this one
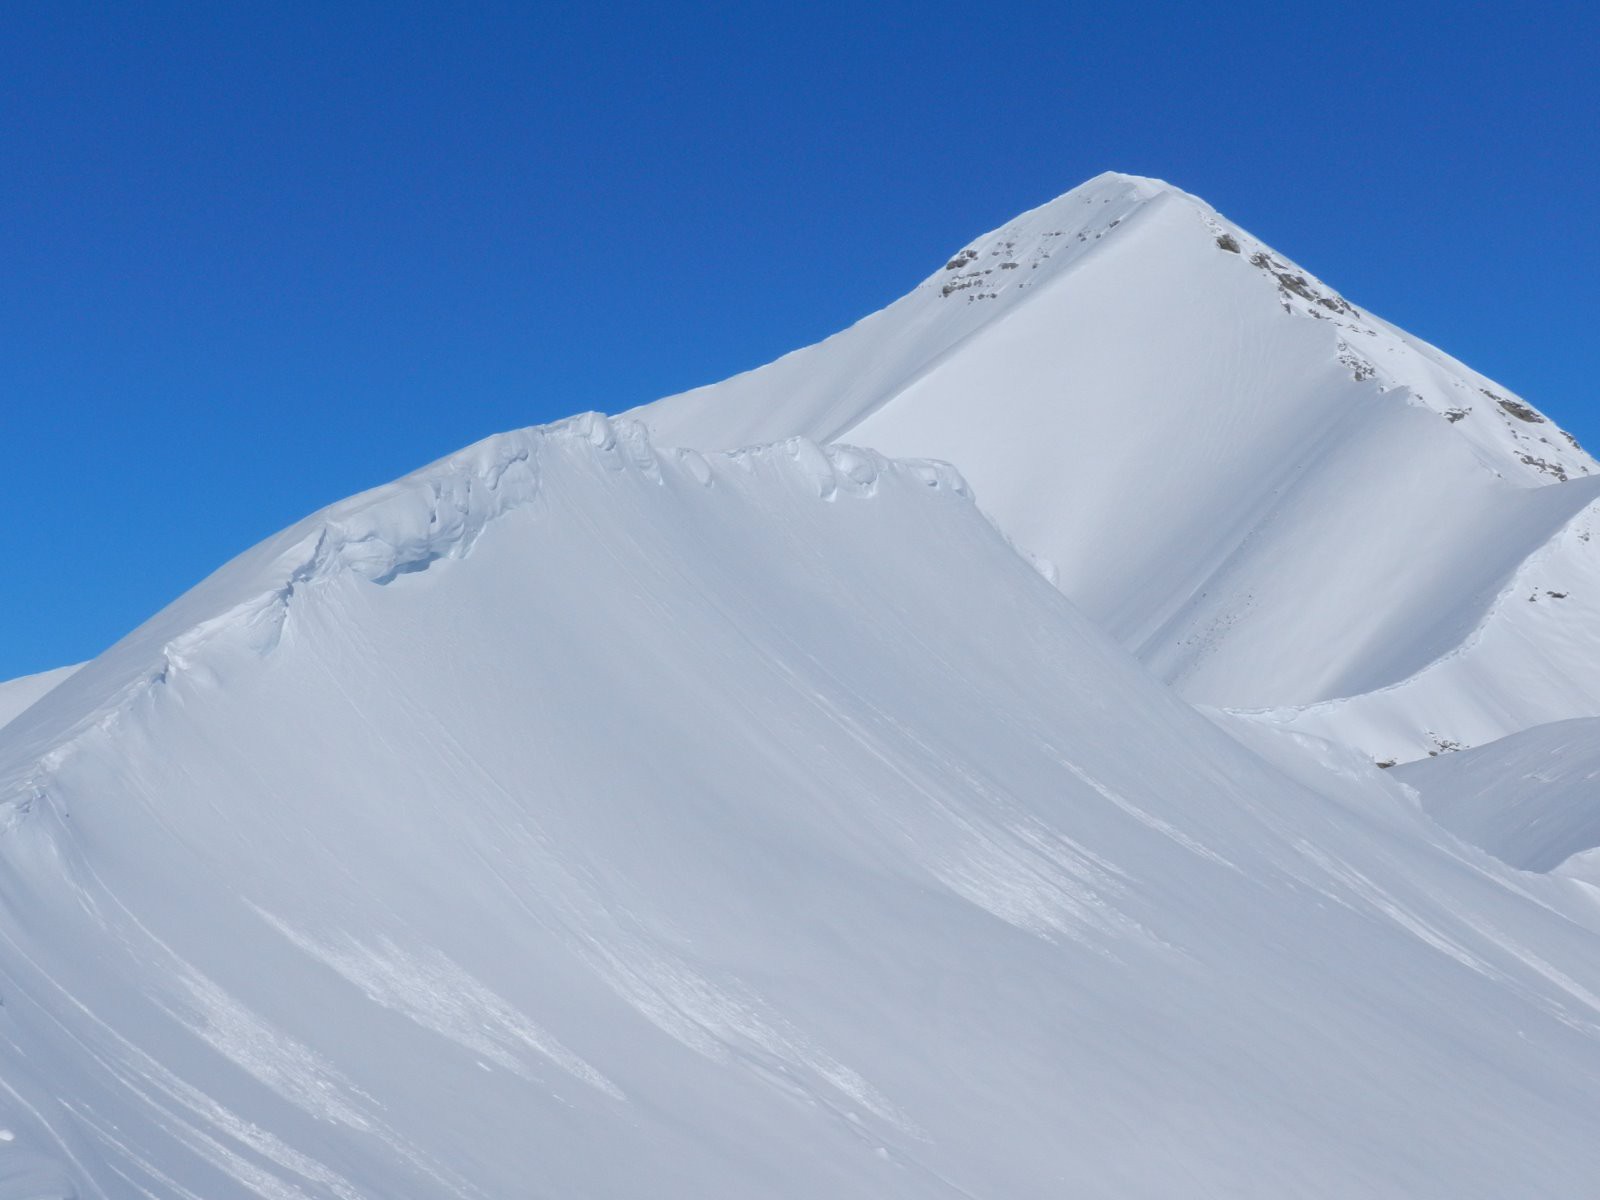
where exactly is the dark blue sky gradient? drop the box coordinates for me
[3,1,1597,677]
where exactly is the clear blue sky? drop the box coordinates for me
[3,1,1597,678]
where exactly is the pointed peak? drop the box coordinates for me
[1077,169,1187,197]
[1047,171,1216,214]
[921,171,1190,297]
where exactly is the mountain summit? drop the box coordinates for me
[632,172,1600,760]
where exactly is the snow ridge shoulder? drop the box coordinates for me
[0,416,971,815]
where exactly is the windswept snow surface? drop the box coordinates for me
[5,416,1600,1197]
[629,172,1600,752]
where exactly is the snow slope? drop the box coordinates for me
[629,172,1600,750]
[1394,717,1600,872]
[6,415,1600,1198]
[0,666,78,732]
[1240,493,1600,762]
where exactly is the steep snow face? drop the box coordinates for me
[629,172,1600,723]
[1394,717,1600,873]
[7,417,1600,1198]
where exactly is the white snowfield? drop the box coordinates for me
[5,414,1600,1198]
[630,171,1600,762]
[8,175,1600,1198]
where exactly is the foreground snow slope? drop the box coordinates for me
[630,172,1600,753]
[5,416,1600,1198]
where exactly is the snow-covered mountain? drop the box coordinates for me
[7,176,1600,1199]
[6,414,1600,1199]
[630,172,1600,762]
